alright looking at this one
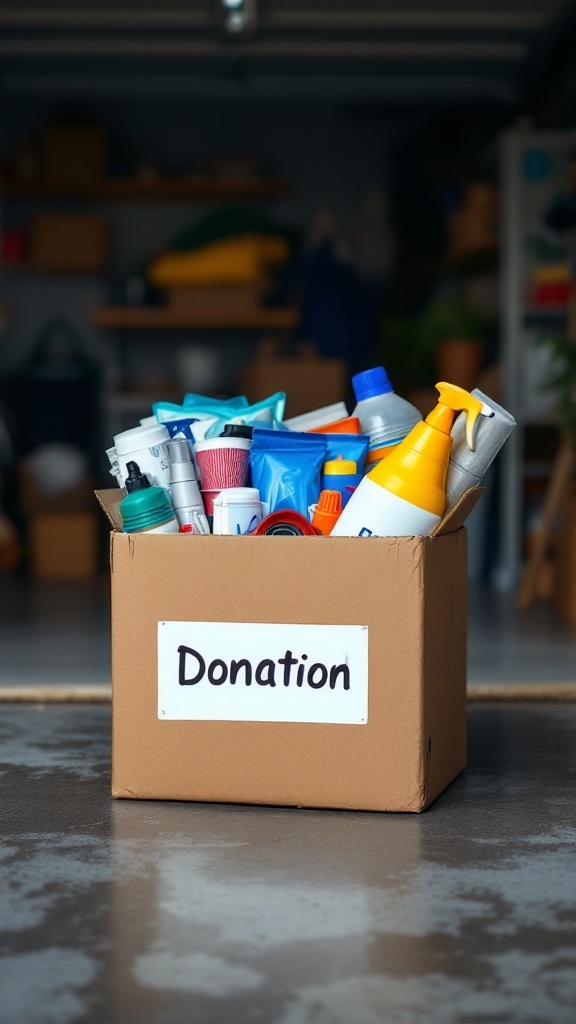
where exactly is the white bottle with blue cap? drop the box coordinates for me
[352,366,422,471]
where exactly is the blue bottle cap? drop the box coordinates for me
[352,366,393,402]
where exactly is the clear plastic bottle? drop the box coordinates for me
[351,366,421,470]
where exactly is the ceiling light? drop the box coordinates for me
[217,0,257,37]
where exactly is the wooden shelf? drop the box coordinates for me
[409,246,499,281]
[445,247,499,275]
[2,177,290,203]
[524,305,571,320]
[91,306,299,330]
[106,391,178,411]
[2,262,107,278]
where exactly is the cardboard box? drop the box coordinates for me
[29,511,98,581]
[30,213,109,273]
[18,461,95,516]
[241,354,348,419]
[41,123,107,186]
[165,282,267,311]
[96,488,480,812]
[555,485,576,625]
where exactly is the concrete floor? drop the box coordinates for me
[1,701,575,1023]
[1,575,576,689]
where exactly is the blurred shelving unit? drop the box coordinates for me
[1,169,295,438]
[0,306,10,337]
[1,177,290,203]
[91,304,300,433]
[497,129,576,590]
[91,306,298,330]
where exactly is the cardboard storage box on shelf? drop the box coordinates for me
[29,511,98,581]
[30,213,109,273]
[241,351,348,419]
[20,460,99,579]
[96,486,481,812]
[40,122,107,186]
[18,460,96,516]
[165,282,267,311]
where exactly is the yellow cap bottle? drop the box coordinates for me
[331,383,487,537]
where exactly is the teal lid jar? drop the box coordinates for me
[120,486,178,534]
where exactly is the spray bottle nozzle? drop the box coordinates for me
[167,439,192,465]
[125,461,151,493]
[427,383,491,451]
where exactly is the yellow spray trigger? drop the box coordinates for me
[428,383,485,451]
[367,379,487,518]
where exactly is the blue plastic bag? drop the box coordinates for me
[323,433,370,473]
[183,393,249,410]
[250,429,327,516]
[203,392,287,439]
[154,395,252,443]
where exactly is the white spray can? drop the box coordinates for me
[167,439,209,533]
[446,389,516,508]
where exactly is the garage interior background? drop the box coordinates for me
[1,0,576,692]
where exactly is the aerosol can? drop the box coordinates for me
[330,383,493,537]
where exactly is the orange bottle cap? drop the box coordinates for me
[309,416,361,435]
[312,489,343,535]
[365,444,397,464]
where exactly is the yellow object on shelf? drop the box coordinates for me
[532,262,572,284]
[148,234,289,287]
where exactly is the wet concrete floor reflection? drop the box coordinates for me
[1,703,575,1023]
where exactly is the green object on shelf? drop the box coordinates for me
[379,297,495,392]
[418,297,491,349]
[171,207,299,253]
[537,332,576,441]
[379,314,436,391]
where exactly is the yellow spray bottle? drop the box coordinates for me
[331,383,491,537]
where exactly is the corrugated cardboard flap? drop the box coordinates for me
[95,488,124,532]
[431,486,485,538]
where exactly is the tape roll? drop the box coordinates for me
[250,511,320,536]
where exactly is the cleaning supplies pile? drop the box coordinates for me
[147,209,292,310]
[104,366,515,538]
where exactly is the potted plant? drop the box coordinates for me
[419,296,490,393]
[378,314,437,393]
[537,331,576,438]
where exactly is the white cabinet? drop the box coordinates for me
[497,129,576,589]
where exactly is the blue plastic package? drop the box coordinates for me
[204,391,287,439]
[322,433,370,474]
[183,393,249,410]
[154,392,286,442]
[250,429,327,516]
[154,395,252,444]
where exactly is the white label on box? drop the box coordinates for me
[157,621,368,724]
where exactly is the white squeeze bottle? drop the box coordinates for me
[351,366,422,472]
[331,383,492,538]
